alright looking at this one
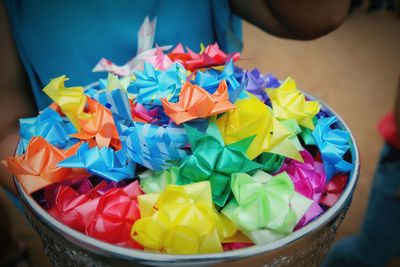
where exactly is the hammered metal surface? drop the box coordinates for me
[22,201,348,267]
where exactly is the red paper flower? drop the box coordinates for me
[48,181,144,249]
[167,43,240,72]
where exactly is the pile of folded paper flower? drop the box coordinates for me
[3,18,354,255]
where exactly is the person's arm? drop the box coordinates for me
[0,2,36,194]
[230,0,350,40]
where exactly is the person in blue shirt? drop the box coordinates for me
[0,1,350,266]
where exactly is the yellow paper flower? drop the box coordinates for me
[217,93,302,162]
[131,181,237,254]
[43,75,92,130]
[266,77,320,130]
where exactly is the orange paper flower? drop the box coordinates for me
[161,80,235,125]
[71,97,121,149]
[3,137,89,195]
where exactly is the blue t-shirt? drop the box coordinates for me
[4,0,242,110]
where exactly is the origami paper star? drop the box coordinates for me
[312,116,352,180]
[58,142,135,183]
[217,93,302,161]
[43,75,92,130]
[222,171,313,245]
[161,80,235,125]
[128,62,188,105]
[70,97,121,149]
[19,107,78,150]
[266,77,320,130]
[120,122,188,171]
[3,137,89,195]
[178,121,262,207]
[131,181,238,254]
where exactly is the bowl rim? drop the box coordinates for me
[13,90,360,264]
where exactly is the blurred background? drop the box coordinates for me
[1,3,400,267]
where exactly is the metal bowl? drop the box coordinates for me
[14,93,360,267]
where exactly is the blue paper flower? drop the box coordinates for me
[128,62,187,105]
[312,116,352,180]
[19,107,78,150]
[193,60,245,103]
[58,142,135,182]
[120,122,188,171]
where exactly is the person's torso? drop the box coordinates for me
[5,0,242,110]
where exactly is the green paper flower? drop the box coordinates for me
[178,121,262,207]
[221,171,313,245]
[222,171,296,233]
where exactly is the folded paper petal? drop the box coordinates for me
[168,43,240,72]
[19,107,78,150]
[3,137,89,194]
[217,93,302,161]
[266,77,320,130]
[278,150,326,202]
[131,181,237,254]
[128,62,187,105]
[43,75,92,130]
[222,171,313,245]
[58,142,135,183]
[120,122,188,171]
[161,81,235,125]
[178,121,262,207]
[319,173,348,207]
[312,116,352,180]
[70,97,121,149]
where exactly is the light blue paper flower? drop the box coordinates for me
[312,116,352,180]
[128,62,187,105]
[19,107,78,150]
[58,142,135,182]
[120,122,188,171]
